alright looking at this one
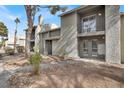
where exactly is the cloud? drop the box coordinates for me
[0,5,22,21]
[0,5,10,13]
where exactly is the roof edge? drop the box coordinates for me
[39,27,61,34]
[59,5,88,17]
[120,12,124,16]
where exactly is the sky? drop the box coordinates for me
[0,5,124,40]
[0,5,79,41]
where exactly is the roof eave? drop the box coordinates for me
[39,27,61,34]
[120,12,124,16]
[59,5,88,17]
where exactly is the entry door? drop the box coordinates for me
[46,40,52,55]
[82,39,98,58]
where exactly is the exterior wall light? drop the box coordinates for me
[98,13,102,16]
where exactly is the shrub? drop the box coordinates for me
[59,47,68,60]
[5,47,14,55]
[29,52,42,75]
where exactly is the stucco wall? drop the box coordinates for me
[39,33,46,54]
[105,5,121,64]
[121,15,124,63]
[49,30,60,37]
[39,28,61,55]
[54,13,79,57]
[52,40,58,55]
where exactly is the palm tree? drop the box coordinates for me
[24,5,67,57]
[14,17,20,52]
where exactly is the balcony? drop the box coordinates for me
[78,31,105,37]
[77,5,105,37]
[41,28,61,40]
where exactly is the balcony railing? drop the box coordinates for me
[78,27,105,34]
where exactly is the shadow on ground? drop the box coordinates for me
[8,60,124,88]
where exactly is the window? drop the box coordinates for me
[89,16,96,31]
[92,40,98,56]
[82,15,96,33]
[83,40,88,54]
[83,18,89,32]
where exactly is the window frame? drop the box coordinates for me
[81,14,96,33]
[91,39,98,56]
[83,40,88,55]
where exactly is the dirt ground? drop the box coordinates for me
[3,54,124,88]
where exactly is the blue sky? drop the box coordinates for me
[0,5,124,40]
[0,5,79,40]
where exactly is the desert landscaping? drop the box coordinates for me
[0,5,124,88]
[0,52,124,88]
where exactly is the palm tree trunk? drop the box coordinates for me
[14,22,17,53]
[14,29,17,52]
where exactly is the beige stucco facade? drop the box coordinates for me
[105,6,121,64]
[38,5,124,64]
[121,14,124,63]
[54,12,79,57]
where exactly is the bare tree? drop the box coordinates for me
[24,5,67,57]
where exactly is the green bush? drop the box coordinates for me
[60,47,68,57]
[29,52,42,75]
[5,47,14,55]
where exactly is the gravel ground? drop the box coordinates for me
[1,52,124,88]
[0,53,27,88]
[8,61,124,88]
[7,55,124,88]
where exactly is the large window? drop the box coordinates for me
[82,15,96,33]
[83,40,88,55]
[92,40,98,56]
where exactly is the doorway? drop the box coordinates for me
[79,39,98,58]
[46,40,52,55]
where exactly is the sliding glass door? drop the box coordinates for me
[82,39,98,58]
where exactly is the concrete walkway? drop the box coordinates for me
[0,48,18,87]
[0,61,12,87]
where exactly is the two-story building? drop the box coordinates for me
[39,5,124,64]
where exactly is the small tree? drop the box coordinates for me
[0,22,8,48]
[0,22,8,36]
[29,47,42,75]
[14,17,20,52]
